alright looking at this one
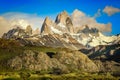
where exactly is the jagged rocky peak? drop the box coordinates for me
[41,17,54,35]
[25,25,32,35]
[2,26,26,39]
[55,10,69,24]
[44,17,53,25]
[2,25,34,39]
[78,25,99,34]
[55,10,74,33]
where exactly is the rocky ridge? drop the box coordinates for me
[2,10,120,50]
[8,50,99,73]
[80,41,120,72]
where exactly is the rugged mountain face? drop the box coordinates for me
[25,25,32,35]
[8,50,99,73]
[54,50,99,72]
[72,26,120,48]
[17,33,85,50]
[2,10,120,50]
[2,25,34,39]
[80,41,120,72]
[41,17,54,35]
[2,27,26,39]
[78,25,99,34]
[55,11,74,33]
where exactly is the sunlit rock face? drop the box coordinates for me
[41,17,54,35]
[55,11,74,33]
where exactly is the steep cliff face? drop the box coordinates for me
[41,17,54,35]
[55,11,74,33]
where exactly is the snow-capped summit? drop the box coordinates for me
[40,11,75,35]
[2,10,120,50]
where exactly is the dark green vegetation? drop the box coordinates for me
[0,38,120,80]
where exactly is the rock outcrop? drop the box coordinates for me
[2,27,26,39]
[8,50,67,72]
[25,25,32,35]
[78,25,99,34]
[80,42,120,72]
[55,11,69,25]
[17,33,85,50]
[41,17,54,35]
[54,51,99,72]
[8,50,99,73]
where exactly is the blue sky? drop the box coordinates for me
[0,0,120,35]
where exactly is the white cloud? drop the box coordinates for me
[71,9,112,32]
[0,12,45,37]
[1,12,44,30]
[0,17,12,37]
[94,9,101,18]
[103,6,120,16]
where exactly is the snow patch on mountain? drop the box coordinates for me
[51,26,62,34]
[58,23,66,28]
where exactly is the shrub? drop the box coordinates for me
[19,72,31,80]
[51,68,63,75]
[2,78,19,80]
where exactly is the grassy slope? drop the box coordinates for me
[0,72,119,80]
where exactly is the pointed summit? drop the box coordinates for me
[55,10,69,25]
[44,17,53,24]
[55,10,74,33]
[41,17,53,35]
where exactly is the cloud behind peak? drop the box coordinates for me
[72,9,112,32]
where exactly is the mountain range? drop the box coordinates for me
[1,10,120,77]
[2,10,120,50]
